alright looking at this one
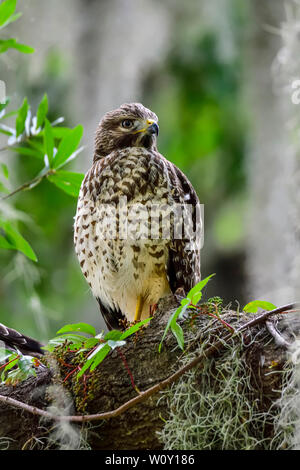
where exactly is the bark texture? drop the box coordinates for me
[0,295,296,450]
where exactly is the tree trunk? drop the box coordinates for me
[245,0,300,304]
[0,295,297,450]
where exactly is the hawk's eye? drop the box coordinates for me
[121,119,134,129]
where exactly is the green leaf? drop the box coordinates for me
[159,304,187,353]
[0,38,34,54]
[0,348,14,362]
[2,355,19,372]
[186,274,215,305]
[50,126,72,139]
[171,322,184,351]
[104,330,123,341]
[52,124,83,169]
[47,170,84,197]
[0,97,10,113]
[0,0,17,28]
[0,235,14,249]
[90,344,111,372]
[159,274,216,352]
[42,333,86,352]
[36,126,71,140]
[0,351,38,386]
[11,41,34,53]
[36,94,48,129]
[15,97,29,137]
[0,123,14,135]
[0,180,9,193]
[243,300,277,314]
[17,355,34,373]
[1,163,9,178]
[77,343,110,378]
[8,145,44,160]
[82,337,100,349]
[0,11,21,29]
[0,219,37,261]
[43,118,54,166]
[0,110,18,121]
[27,138,44,154]
[56,322,96,337]
[120,317,152,340]
[0,120,15,134]
[52,333,87,343]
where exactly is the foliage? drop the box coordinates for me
[243,300,277,314]
[0,289,280,387]
[0,347,40,385]
[0,317,152,385]
[0,0,33,54]
[45,318,152,379]
[160,273,280,353]
[159,274,215,352]
[0,218,37,260]
[0,94,84,260]
[0,0,89,342]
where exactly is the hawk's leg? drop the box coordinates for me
[149,303,158,316]
[134,295,144,322]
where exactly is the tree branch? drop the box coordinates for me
[266,320,291,348]
[0,302,297,424]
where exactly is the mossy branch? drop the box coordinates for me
[0,301,297,425]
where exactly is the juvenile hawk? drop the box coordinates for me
[74,103,201,330]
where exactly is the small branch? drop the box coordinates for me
[0,302,298,424]
[0,355,20,370]
[266,320,291,348]
[0,170,52,201]
[236,303,298,333]
[1,176,42,201]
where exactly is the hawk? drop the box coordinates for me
[74,103,201,330]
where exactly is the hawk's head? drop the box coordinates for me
[94,103,159,161]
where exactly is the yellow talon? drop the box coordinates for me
[134,295,144,322]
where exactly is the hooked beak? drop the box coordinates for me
[146,120,159,136]
[133,119,159,136]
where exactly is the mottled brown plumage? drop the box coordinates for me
[74,103,201,330]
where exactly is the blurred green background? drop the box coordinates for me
[1,0,298,342]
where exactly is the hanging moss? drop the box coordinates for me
[158,310,297,450]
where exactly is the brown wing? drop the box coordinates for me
[0,323,44,355]
[165,161,201,294]
[96,297,126,331]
